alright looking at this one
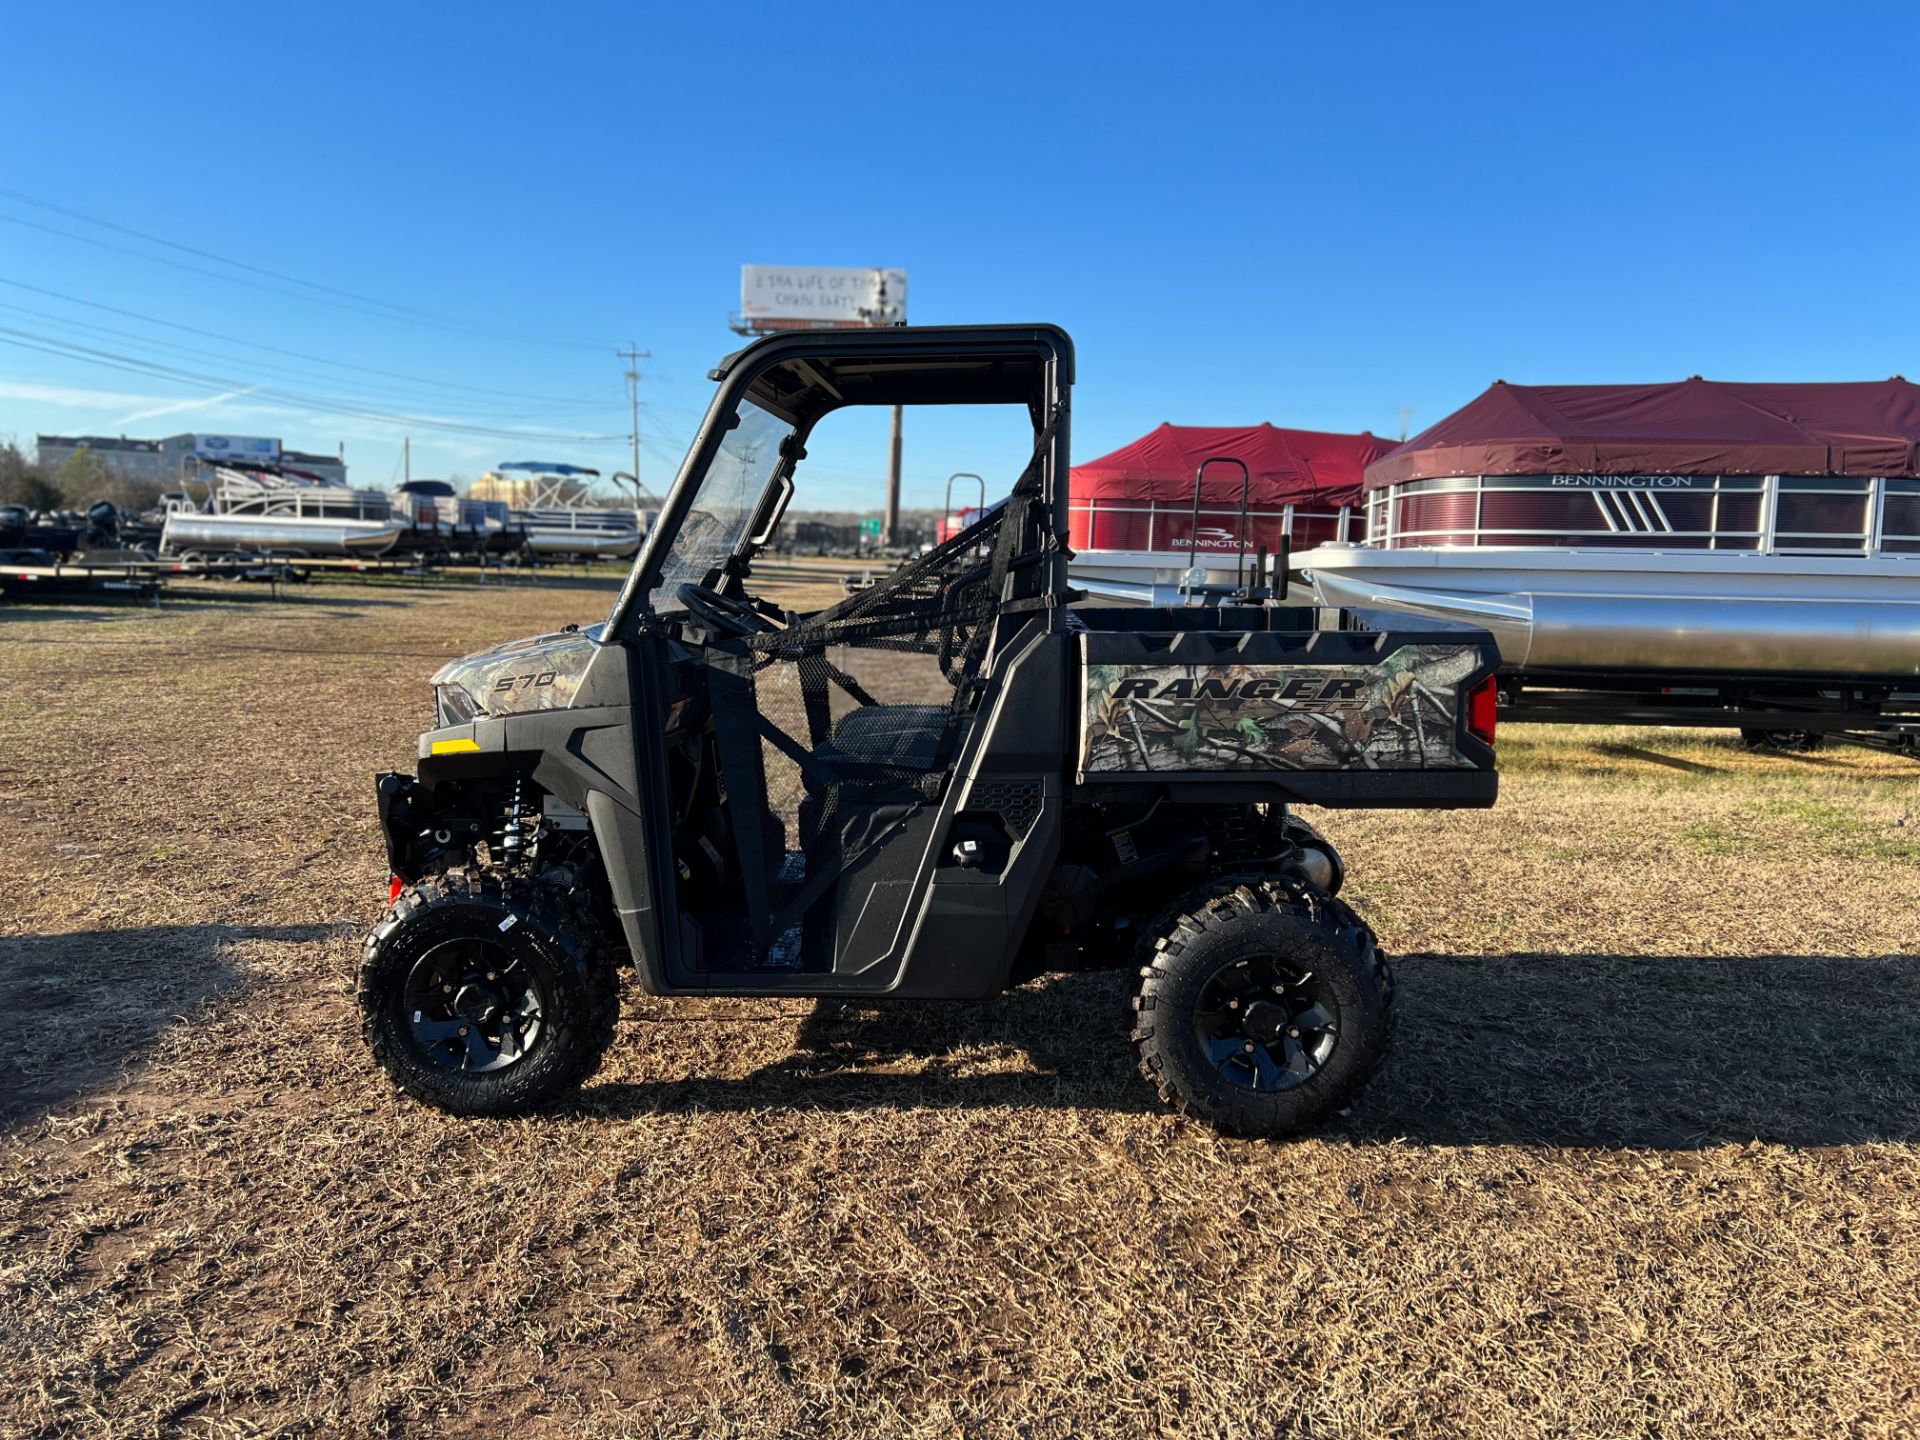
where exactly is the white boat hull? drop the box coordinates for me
[1300,544,1920,678]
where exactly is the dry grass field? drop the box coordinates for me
[3,575,1918,1438]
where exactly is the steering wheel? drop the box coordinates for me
[675,582,775,638]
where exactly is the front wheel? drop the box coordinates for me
[1131,883,1392,1138]
[358,872,619,1115]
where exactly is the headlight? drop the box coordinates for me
[434,684,477,727]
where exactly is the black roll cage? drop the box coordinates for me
[604,324,1077,640]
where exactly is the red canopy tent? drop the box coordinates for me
[1070,423,1394,554]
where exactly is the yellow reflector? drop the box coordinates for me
[430,738,481,755]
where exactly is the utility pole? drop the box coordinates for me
[885,404,903,547]
[403,436,410,485]
[865,270,904,548]
[619,342,651,497]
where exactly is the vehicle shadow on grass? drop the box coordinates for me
[1356,951,1920,1148]
[581,951,1920,1149]
[579,969,1159,1122]
[0,922,336,1127]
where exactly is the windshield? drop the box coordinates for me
[650,399,794,613]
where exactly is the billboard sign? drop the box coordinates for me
[190,434,280,463]
[740,266,907,327]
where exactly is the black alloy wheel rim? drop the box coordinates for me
[1193,956,1338,1092]
[402,939,546,1074]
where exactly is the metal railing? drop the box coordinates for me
[207,486,394,521]
[516,506,642,535]
[1368,475,1920,558]
[1068,499,1355,553]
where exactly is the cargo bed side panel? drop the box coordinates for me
[1072,623,1498,807]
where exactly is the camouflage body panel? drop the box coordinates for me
[1079,643,1482,774]
[431,625,601,716]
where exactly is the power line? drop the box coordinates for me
[638,411,688,447]
[0,186,611,350]
[639,370,719,425]
[0,276,621,408]
[0,209,608,353]
[0,187,479,320]
[0,325,627,443]
[0,296,623,423]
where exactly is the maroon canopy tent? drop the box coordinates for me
[1071,422,1394,554]
[1367,377,1920,489]
[1360,378,1920,552]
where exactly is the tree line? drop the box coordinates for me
[0,441,169,513]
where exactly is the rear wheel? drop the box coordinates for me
[1131,882,1391,1138]
[359,872,619,1115]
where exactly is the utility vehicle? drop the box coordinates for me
[360,326,1498,1137]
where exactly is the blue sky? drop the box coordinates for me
[3,1,1916,512]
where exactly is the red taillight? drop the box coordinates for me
[388,875,405,902]
[1466,675,1498,747]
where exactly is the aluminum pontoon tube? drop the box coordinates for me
[517,526,642,558]
[1303,568,1536,665]
[160,512,404,555]
[1301,545,1920,677]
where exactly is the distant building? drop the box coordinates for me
[35,432,349,491]
[36,435,175,487]
[469,471,539,507]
